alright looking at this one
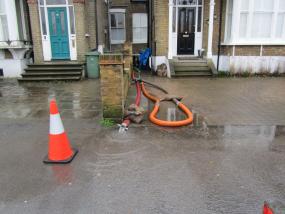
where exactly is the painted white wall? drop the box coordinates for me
[0,59,29,77]
[213,55,285,74]
[150,56,171,78]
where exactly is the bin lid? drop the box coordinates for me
[86,51,100,56]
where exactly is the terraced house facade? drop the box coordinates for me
[1,0,285,78]
[0,0,32,77]
[150,0,285,77]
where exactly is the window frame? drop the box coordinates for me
[132,13,148,44]
[0,0,9,41]
[224,0,285,45]
[38,0,76,37]
[109,9,126,44]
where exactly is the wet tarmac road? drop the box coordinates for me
[0,78,285,213]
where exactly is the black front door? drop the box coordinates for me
[177,8,196,55]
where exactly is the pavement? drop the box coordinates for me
[0,77,285,214]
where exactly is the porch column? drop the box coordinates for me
[207,0,215,58]
[168,0,173,59]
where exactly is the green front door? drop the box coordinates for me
[48,7,70,60]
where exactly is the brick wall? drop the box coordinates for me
[86,0,97,51]
[99,43,132,120]
[27,2,44,64]
[153,0,169,56]
[74,2,88,62]
[99,54,125,120]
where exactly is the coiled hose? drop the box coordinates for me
[141,82,193,127]
[120,67,193,129]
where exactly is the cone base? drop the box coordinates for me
[43,148,78,164]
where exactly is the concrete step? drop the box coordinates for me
[28,63,84,67]
[22,71,82,76]
[173,71,212,77]
[175,66,211,72]
[18,76,81,81]
[173,61,208,67]
[25,67,83,72]
[19,63,84,82]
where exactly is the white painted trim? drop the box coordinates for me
[38,2,77,61]
[169,0,204,58]
[207,0,215,58]
[222,41,285,46]
[168,0,173,59]
[109,8,126,13]
[50,114,65,135]
[67,6,77,60]
[215,55,285,74]
[38,3,52,61]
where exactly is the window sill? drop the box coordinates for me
[132,41,147,44]
[222,41,285,46]
[111,41,126,45]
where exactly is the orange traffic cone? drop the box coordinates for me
[264,202,274,214]
[43,99,78,164]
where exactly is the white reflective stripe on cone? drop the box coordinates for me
[50,114,65,135]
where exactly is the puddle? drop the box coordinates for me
[0,79,101,119]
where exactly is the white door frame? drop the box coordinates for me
[168,0,204,59]
[38,0,77,61]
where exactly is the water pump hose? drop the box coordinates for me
[120,67,193,129]
[141,82,193,127]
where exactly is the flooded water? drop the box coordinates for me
[1,78,285,213]
[0,119,285,213]
[0,79,101,119]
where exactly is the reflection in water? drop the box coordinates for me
[203,125,285,152]
[167,108,177,121]
[52,165,73,185]
[73,92,82,118]
[224,125,276,142]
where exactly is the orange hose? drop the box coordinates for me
[141,82,193,127]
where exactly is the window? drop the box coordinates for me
[0,0,9,41]
[69,6,75,34]
[110,10,126,44]
[46,0,67,5]
[132,13,147,44]
[40,7,47,35]
[225,0,285,44]
[38,0,74,36]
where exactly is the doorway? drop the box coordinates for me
[48,7,70,60]
[177,7,196,55]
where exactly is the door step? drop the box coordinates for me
[170,58,213,77]
[18,63,84,81]
[174,71,212,77]
[18,76,81,81]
